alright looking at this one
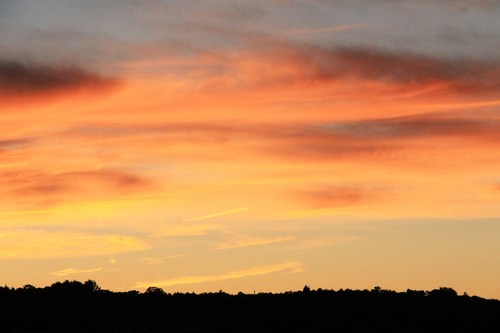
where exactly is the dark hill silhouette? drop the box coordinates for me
[1,280,500,332]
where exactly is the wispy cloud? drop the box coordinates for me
[277,44,500,96]
[137,257,164,264]
[294,186,373,209]
[294,235,364,249]
[3,169,154,209]
[183,207,252,222]
[258,115,500,162]
[134,254,186,264]
[51,267,102,277]
[212,236,296,250]
[178,41,500,97]
[321,116,500,140]
[135,261,303,288]
[284,24,370,36]
[0,230,150,259]
[151,224,221,237]
[54,114,500,164]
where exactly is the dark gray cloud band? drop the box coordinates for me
[268,42,500,95]
[0,61,118,96]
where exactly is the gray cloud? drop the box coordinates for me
[0,138,34,151]
[0,61,118,96]
[324,116,500,140]
[265,42,500,95]
[270,115,500,160]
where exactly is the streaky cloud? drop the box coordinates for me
[322,115,500,140]
[7,169,154,207]
[134,254,187,264]
[58,114,500,165]
[135,261,303,289]
[182,39,500,97]
[51,267,102,277]
[0,137,34,151]
[0,229,150,259]
[183,207,252,222]
[272,43,500,95]
[294,186,372,209]
[283,23,370,36]
[212,236,296,250]
[151,224,221,238]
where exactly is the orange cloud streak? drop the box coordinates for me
[135,262,303,289]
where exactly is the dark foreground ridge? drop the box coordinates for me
[2,281,500,333]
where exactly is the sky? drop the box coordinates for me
[1,0,500,298]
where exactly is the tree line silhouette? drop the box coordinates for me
[1,280,500,332]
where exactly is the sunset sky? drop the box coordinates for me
[1,0,500,298]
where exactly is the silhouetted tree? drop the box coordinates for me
[145,286,165,294]
[428,287,458,298]
[2,281,500,333]
[83,279,101,293]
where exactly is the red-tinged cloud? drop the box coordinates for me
[294,186,371,209]
[0,61,118,96]
[194,40,500,97]
[260,114,500,161]
[280,44,500,95]
[72,113,500,140]
[3,169,153,209]
[58,113,500,164]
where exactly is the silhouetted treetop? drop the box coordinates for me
[145,286,165,294]
[0,281,498,333]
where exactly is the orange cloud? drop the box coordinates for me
[56,112,500,160]
[0,169,154,210]
[294,186,373,209]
